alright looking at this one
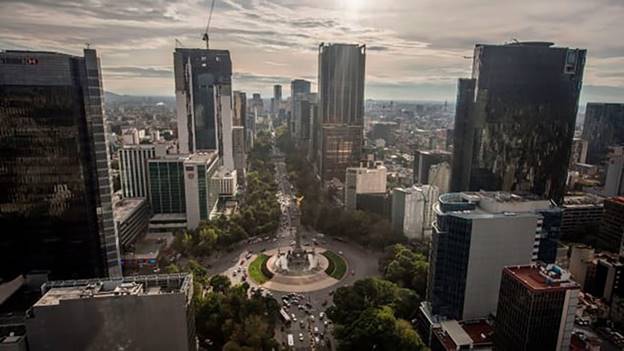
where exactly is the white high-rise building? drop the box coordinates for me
[428,161,451,194]
[119,144,170,198]
[604,146,624,197]
[392,185,439,240]
[344,161,387,210]
[183,152,220,230]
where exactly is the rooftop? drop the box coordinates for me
[505,264,579,292]
[185,151,218,164]
[113,197,146,223]
[563,193,605,207]
[433,319,494,350]
[34,273,192,307]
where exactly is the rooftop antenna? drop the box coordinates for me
[202,0,216,49]
[175,38,184,48]
[85,42,91,49]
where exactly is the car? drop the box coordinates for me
[319,312,325,319]
[323,320,329,327]
[291,313,296,319]
[240,260,244,265]
[298,333,304,342]
[351,270,355,276]
[232,271,237,277]
[310,315,315,321]
[338,251,343,255]
[298,305,304,310]
[314,327,319,334]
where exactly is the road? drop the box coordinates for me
[202,142,381,350]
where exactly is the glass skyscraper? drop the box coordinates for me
[450,42,586,204]
[0,49,121,280]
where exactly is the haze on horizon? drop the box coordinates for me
[2,0,623,103]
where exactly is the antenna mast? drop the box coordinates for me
[202,0,216,49]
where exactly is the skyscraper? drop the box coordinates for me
[272,84,282,115]
[317,43,366,182]
[174,48,232,155]
[582,103,624,165]
[450,42,586,204]
[0,49,121,280]
[290,79,311,140]
[119,144,171,199]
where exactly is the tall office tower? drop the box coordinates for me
[495,264,579,351]
[598,197,624,251]
[450,42,586,204]
[391,185,439,240]
[0,49,121,280]
[250,93,263,115]
[119,144,170,198]
[582,103,624,165]
[297,93,318,152]
[216,85,235,170]
[25,273,196,351]
[344,160,387,210]
[183,152,219,229]
[414,149,452,184]
[290,79,311,139]
[604,146,624,197]
[174,48,232,155]
[318,43,366,182]
[307,102,320,165]
[426,192,553,320]
[272,84,282,115]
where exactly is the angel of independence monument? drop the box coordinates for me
[273,196,320,275]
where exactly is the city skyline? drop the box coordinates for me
[1,0,623,103]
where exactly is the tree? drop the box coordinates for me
[380,244,429,298]
[209,275,231,293]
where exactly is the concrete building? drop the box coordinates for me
[119,144,171,199]
[25,274,195,351]
[174,48,231,155]
[451,42,586,204]
[0,49,121,279]
[344,160,387,210]
[392,185,439,240]
[597,196,624,252]
[582,103,624,165]
[414,150,452,185]
[428,162,451,194]
[113,198,150,251]
[568,245,595,289]
[561,193,604,241]
[211,167,238,198]
[430,319,494,351]
[570,137,589,167]
[426,192,554,321]
[604,146,624,197]
[232,126,246,177]
[317,43,366,182]
[121,128,140,145]
[183,152,220,229]
[495,264,579,351]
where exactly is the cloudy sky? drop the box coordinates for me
[1,0,623,103]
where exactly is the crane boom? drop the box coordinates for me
[202,0,216,49]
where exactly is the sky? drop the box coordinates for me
[1,0,623,103]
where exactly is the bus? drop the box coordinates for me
[287,334,294,347]
[280,308,291,324]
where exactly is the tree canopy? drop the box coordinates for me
[379,244,429,299]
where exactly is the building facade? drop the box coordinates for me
[450,42,586,204]
[414,150,452,185]
[427,192,551,320]
[148,156,186,216]
[495,264,579,351]
[113,198,150,250]
[25,274,196,351]
[119,144,171,199]
[582,103,624,165]
[344,161,387,210]
[183,152,220,229]
[317,43,366,182]
[0,49,121,280]
[598,197,624,251]
[290,79,311,140]
[392,185,439,240]
[174,48,232,154]
[604,146,624,197]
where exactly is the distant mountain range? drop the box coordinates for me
[104,91,175,105]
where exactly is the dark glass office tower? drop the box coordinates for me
[174,48,232,154]
[450,42,586,204]
[582,103,624,165]
[0,49,121,280]
[317,43,366,182]
[290,79,311,140]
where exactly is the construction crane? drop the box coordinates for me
[202,0,216,49]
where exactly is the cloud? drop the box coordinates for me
[0,0,622,100]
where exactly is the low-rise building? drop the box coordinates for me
[430,319,494,351]
[113,198,150,250]
[25,274,195,351]
[495,264,580,351]
[344,160,387,211]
